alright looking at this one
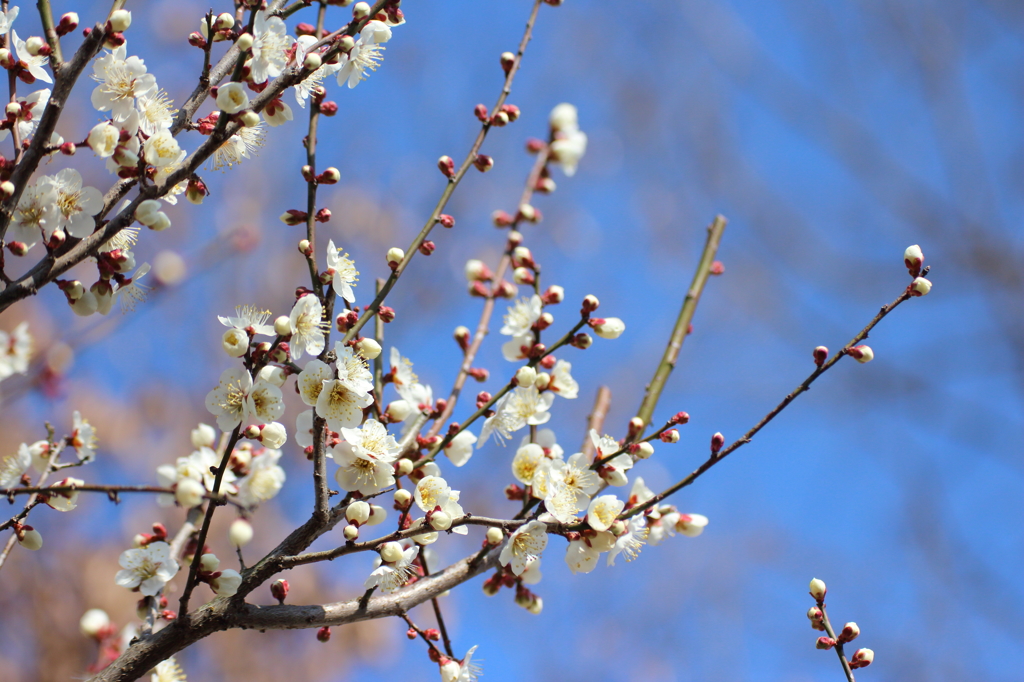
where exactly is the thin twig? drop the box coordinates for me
[420,553,454,658]
[817,599,856,682]
[579,385,612,458]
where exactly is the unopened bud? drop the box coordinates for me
[499,51,515,73]
[807,607,823,622]
[848,345,874,363]
[464,259,492,282]
[297,239,311,256]
[429,510,452,531]
[513,267,534,285]
[904,244,923,276]
[437,155,455,178]
[542,285,564,304]
[318,167,340,184]
[273,315,292,337]
[343,524,359,540]
[355,337,382,359]
[809,577,827,601]
[57,13,79,36]
[236,32,254,52]
[660,429,680,443]
[213,12,235,31]
[0,181,15,200]
[386,247,405,270]
[492,210,514,227]
[536,177,556,194]
[396,459,413,477]
[380,541,403,563]
[591,317,625,339]
[515,365,537,387]
[438,214,455,228]
[271,579,289,603]
[303,52,322,70]
[239,110,261,128]
[454,326,471,350]
[222,328,249,357]
[229,518,253,547]
[473,154,494,172]
[485,527,503,545]
[394,488,412,508]
[517,203,536,223]
[837,622,860,644]
[108,9,132,33]
[346,500,371,525]
[5,102,20,118]
[582,294,600,312]
[385,400,413,424]
[813,346,828,366]
[815,637,836,650]
[317,626,331,642]
[79,609,110,638]
[710,432,724,454]
[850,648,874,669]
[25,36,47,57]
[572,332,592,349]
[18,526,42,550]
[491,111,509,127]
[352,1,371,19]
[634,441,655,459]
[910,277,931,296]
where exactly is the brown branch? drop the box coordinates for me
[633,215,726,435]
[817,599,857,682]
[579,385,612,459]
[624,288,915,520]
[0,442,61,571]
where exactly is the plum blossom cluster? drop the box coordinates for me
[807,578,874,673]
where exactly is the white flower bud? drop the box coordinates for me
[429,510,452,531]
[513,246,532,263]
[222,328,248,357]
[258,365,287,387]
[24,37,46,57]
[533,372,551,390]
[549,102,579,132]
[239,110,261,128]
[108,9,132,32]
[200,553,220,572]
[911,277,932,296]
[809,577,827,600]
[148,211,172,232]
[396,458,414,476]
[259,422,287,448]
[385,400,413,423]
[593,317,625,339]
[849,345,874,363]
[352,2,371,19]
[526,596,543,615]
[546,285,565,303]
[366,504,387,525]
[517,203,537,222]
[851,648,874,668]
[236,32,254,52]
[515,365,537,387]
[216,82,250,115]
[346,500,371,525]
[175,477,206,508]
[71,291,98,316]
[79,609,110,638]
[303,52,322,70]
[355,338,382,359]
[268,315,289,337]
[464,259,488,282]
[212,569,242,597]
[485,527,504,545]
[214,12,235,31]
[635,441,655,459]
[18,527,42,550]
[675,513,708,537]
[386,247,405,267]
[135,199,162,226]
[513,267,533,285]
[343,524,359,540]
[414,530,438,545]
[229,518,253,547]
[87,123,119,158]
[379,541,403,563]
[191,423,216,449]
[0,180,14,199]
[904,244,923,271]
[394,488,412,507]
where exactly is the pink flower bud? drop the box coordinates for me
[535,177,556,194]
[57,13,79,36]
[526,138,546,153]
[318,167,340,184]
[295,22,316,36]
[572,332,592,349]
[279,210,307,226]
[438,214,455,228]
[499,51,515,74]
[582,294,600,313]
[473,154,494,172]
[847,345,874,363]
[316,626,331,642]
[502,104,520,121]
[378,306,395,323]
[542,285,564,304]
[660,429,680,443]
[492,210,514,227]
[454,326,471,350]
[709,260,725,275]
[418,241,436,256]
[474,103,489,121]
[813,346,828,366]
[815,637,836,650]
[513,267,534,285]
[271,579,289,603]
[437,155,455,178]
[837,622,860,644]
[318,101,338,116]
[491,110,509,127]
[710,432,724,454]
[850,648,874,669]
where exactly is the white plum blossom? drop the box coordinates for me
[440,645,481,682]
[336,20,391,89]
[565,539,600,574]
[205,368,253,431]
[70,411,98,462]
[0,321,32,381]
[390,347,434,409]
[586,494,624,532]
[538,452,599,523]
[248,11,291,83]
[0,443,31,487]
[333,420,399,494]
[215,82,249,114]
[151,658,186,682]
[607,515,648,566]
[45,476,83,511]
[114,262,152,313]
[7,178,58,248]
[143,129,185,169]
[676,513,710,537]
[235,448,286,507]
[511,443,544,486]
[549,359,578,399]
[218,304,275,336]
[87,122,120,158]
[288,295,327,360]
[295,409,316,449]
[135,89,176,136]
[499,520,548,576]
[365,543,418,593]
[209,123,264,171]
[317,375,373,432]
[297,358,332,406]
[0,6,19,35]
[48,168,103,238]
[0,88,51,143]
[478,387,554,447]
[500,295,542,337]
[293,36,341,107]
[443,430,477,467]
[115,541,179,596]
[334,343,374,394]
[414,476,468,534]
[550,128,587,177]
[90,44,155,119]
[326,240,358,301]
[11,30,52,84]
[156,447,233,507]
